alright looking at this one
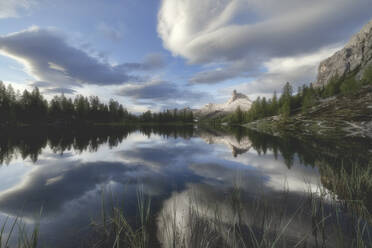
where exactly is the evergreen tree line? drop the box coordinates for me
[0,81,134,125]
[138,108,194,123]
[228,65,372,124]
[0,81,194,125]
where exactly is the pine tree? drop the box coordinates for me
[279,82,293,119]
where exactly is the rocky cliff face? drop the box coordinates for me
[316,19,372,87]
[196,90,252,117]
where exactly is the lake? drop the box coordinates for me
[0,126,371,247]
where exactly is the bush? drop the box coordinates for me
[280,101,290,119]
[340,77,359,94]
[301,93,314,113]
[362,64,372,85]
[323,74,342,97]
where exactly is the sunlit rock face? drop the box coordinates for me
[196,90,252,116]
[316,19,372,87]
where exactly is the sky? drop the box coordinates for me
[0,0,371,112]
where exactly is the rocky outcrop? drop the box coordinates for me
[195,90,252,118]
[316,19,372,87]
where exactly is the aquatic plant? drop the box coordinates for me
[91,186,152,248]
[154,180,372,247]
[0,216,40,248]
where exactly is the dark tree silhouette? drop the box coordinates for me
[0,82,194,126]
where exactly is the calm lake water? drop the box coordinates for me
[0,126,371,247]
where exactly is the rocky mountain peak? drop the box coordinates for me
[196,90,252,117]
[316,19,372,87]
[228,90,249,104]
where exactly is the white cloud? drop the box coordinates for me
[158,0,371,64]
[116,78,208,110]
[231,46,341,99]
[0,27,139,94]
[158,0,372,85]
[0,0,36,19]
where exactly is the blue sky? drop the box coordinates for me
[0,0,371,112]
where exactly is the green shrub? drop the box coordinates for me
[323,74,342,97]
[280,101,290,119]
[340,77,359,94]
[301,93,315,113]
[362,64,372,85]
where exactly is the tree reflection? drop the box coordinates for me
[0,125,195,164]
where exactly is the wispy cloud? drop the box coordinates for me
[97,22,124,42]
[117,53,167,72]
[116,78,208,109]
[0,26,139,92]
[230,46,341,99]
[43,87,77,95]
[158,0,372,85]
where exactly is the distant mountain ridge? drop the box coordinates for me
[195,90,252,118]
[316,19,372,87]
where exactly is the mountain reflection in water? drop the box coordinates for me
[0,126,371,247]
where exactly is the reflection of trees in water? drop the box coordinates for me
[227,127,372,170]
[228,127,372,212]
[1,125,370,171]
[1,124,371,212]
[0,131,48,164]
[138,125,194,140]
[0,125,195,164]
[199,126,372,212]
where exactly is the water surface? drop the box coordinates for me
[0,126,371,247]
